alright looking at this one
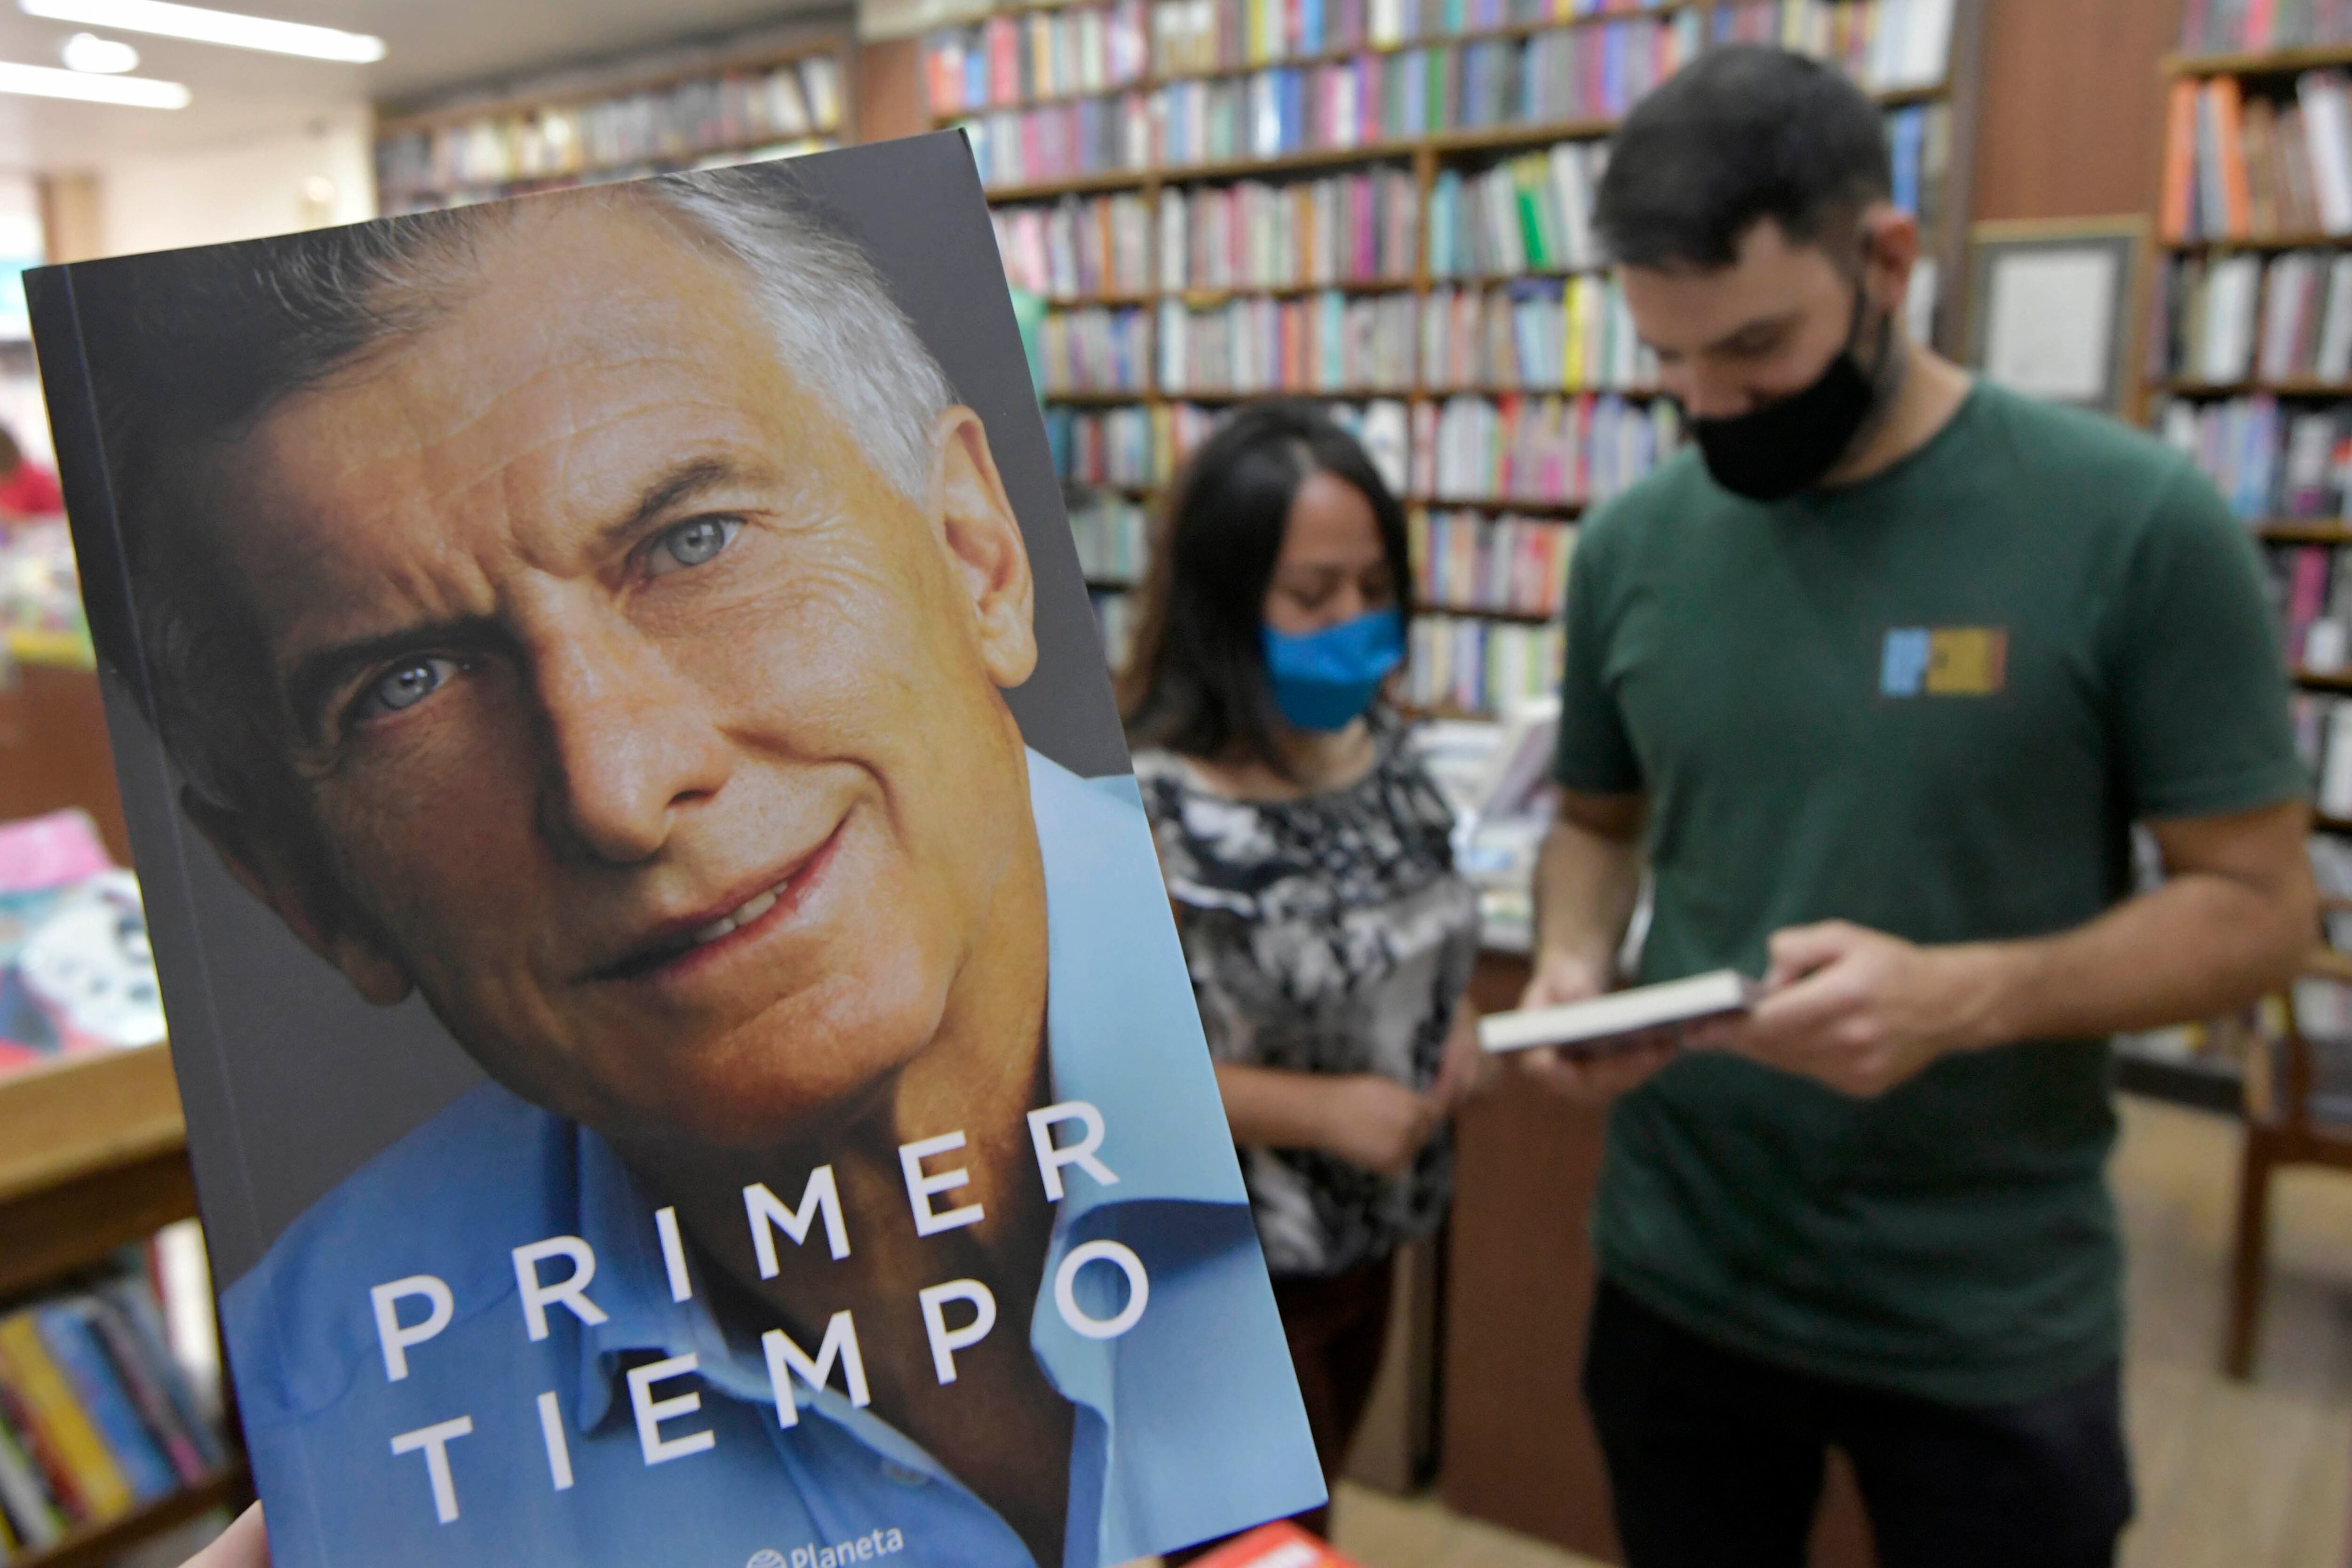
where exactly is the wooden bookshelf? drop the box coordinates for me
[372,33,857,213]
[2258,519,2352,543]
[2167,41,2352,78]
[951,0,1988,712]
[16,1463,249,1568]
[0,1043,252,1560]
[0,1045,192,1301]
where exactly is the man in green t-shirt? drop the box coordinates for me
[1522,46,2317,1568]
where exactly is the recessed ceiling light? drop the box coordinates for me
[60,32,138,72]
[17,0,384,64]
[0,58,185,105]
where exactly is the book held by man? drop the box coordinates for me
[1480,970,1759,1056]
[28,132,1320,1568]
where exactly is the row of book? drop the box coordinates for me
[1160,168,1423,291]
[1041,306,1156,393]
[1048,400,1225,486]
[1428,143,1608,276]
[994,102,1935,302]
[1420,390,1678,503]
[994,193,1156,300]
[1421,277,1655,392]
[2180,0,2352,57]
[1410,509,1576,617]
[930,0,1953,118]
[2269,541,2352,677]
[2295,692,2352,820]
[952,16,1797,188]
[1049,397,1406,489]
[925,0,1152,116]
[1044,390,1674,503]
[1071,493,1152,582]
[1158,291,1421,393]
[2150,252,2352,384]
[1400,613,1565,715]
[0,1264,226,1556]
[2156,393,2352,519]
[374,56,844,201]
[2159,72,2352,243]
[1143,0,1946,80]
[1091,589,1142,672]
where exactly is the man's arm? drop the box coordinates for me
[1732,797,2318,1096]
[1516,790,1673,1098]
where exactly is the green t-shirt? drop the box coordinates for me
[1554,382,2303,1405]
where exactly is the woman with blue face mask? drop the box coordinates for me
[1120,402,1488,1549]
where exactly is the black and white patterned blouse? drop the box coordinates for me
[1134,714,1481,1278]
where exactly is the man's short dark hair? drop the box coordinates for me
[1594,45,1893,270]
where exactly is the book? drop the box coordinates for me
[0,1410,62,1550]
[29,135,1320,1566]
[1480,970,1760,1055]
[0,1313,132,1523]
[31,1303,177,1503]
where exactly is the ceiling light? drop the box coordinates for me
[0,58,185,104]
[60,32,138,72]
[18,0,384,64]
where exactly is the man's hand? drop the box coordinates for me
[1512,954,1678,1104]
[1731,921,2005,1097]
[187,1504,268,1568]
[1316,1074,1440,1176]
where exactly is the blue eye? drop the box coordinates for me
[358,655,459,719]
[648,516,741,576]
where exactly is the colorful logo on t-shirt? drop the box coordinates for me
[1881,626,2008,697]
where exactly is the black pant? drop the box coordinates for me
[1582,1280,2134,1568]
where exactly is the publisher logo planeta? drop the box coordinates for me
[747,1528,906,1568]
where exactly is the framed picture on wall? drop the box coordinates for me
[1963,217,2146,418]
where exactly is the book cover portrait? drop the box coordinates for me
[29,134,1320,1568]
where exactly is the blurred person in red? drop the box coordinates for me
[0,424,62,518]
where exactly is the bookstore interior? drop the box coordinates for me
[5,0,2352,1565]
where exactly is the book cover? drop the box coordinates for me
[27,135,1319,1568]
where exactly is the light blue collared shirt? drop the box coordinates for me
[222,752,1321,1568]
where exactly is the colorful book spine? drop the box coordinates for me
[31,1305,176,1504]
[0,1313,133,1524]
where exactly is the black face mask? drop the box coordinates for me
[1688,287,1890,504]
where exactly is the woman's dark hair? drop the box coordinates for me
[1119,401,1414,769]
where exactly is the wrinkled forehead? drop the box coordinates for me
[188,208,896,659]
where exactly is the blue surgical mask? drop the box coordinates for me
[1262,607,1405,732]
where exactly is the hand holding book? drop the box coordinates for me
[1501,920,2009,1104]
[185,1504,267,1568]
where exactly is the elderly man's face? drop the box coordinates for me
[201,199,1039,1152]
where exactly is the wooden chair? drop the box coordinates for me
[2224,947,2352,1380]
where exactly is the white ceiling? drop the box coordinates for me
[0,0,847,168]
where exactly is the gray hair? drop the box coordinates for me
[82,165,956,815]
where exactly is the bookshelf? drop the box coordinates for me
[2145,13,2352,1099]
[373,35,856,215]
[933,0,1988,715]
[0,1044,249,1566]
